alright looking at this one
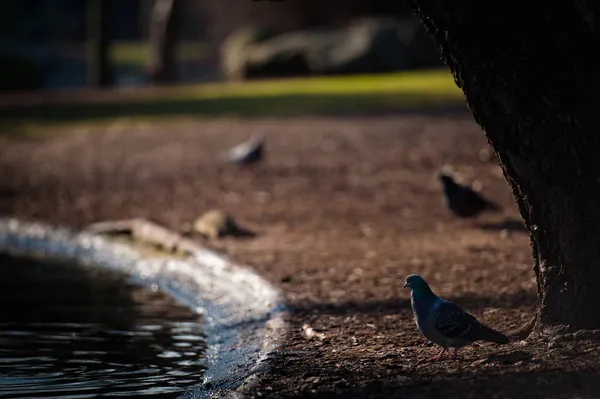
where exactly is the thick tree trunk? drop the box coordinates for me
[147,0,182,83]
[405,0,600,335]
[87,0,113,87]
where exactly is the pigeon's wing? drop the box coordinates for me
[431,300,479,340]
[227,137,263,163]
[228,142,251,160]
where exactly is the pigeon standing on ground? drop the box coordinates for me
[223,134,265,165]
[403,274,509,360]
[439,172,500,218]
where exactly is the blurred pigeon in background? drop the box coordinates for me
[223,134,265,165]
[404,274,509,360]
[439,172,500,218]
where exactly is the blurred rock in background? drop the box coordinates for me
[220,17,442,81]
[204,0,441,80]
[0,0,442,90]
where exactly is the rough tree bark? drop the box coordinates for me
[405,0,600,337]
[87,0,114,87]
[147,0,182,83]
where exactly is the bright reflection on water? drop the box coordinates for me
[0,255,207,398]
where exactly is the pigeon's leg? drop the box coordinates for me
[451,348,459,360]
[431,348,446,360]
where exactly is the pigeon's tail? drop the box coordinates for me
[472,323,510,344]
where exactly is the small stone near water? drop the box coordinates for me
[302,324,327,340]
[190,209,254,239]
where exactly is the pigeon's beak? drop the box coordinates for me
[403,281,409,288]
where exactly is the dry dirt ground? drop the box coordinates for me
[1,113,600,398]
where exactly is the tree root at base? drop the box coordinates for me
[524,320,600,343]
[544,328,600,343]
[508,316,537,340]
[505,315,600,344]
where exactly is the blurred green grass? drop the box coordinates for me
[0,68,465,136]
[111,41,207,68]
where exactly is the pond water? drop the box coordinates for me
[0,254,207,398]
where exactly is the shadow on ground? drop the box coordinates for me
[290,290,536,317]
[301,367,600,398]
[477,217,528,233]
[0,92,466,135]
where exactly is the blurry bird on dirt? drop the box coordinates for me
[222,134,265,166]
[404,274,509,360]
[439,172,500,218]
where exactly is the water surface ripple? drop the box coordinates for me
[0,255,207,398]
